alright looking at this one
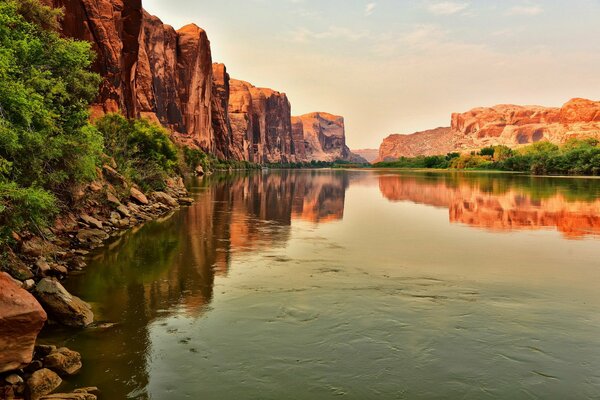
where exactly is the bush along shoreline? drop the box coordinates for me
[372,139,600,176]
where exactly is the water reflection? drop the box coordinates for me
[41,170,600,399]
[45,170,350,398]
[378,172,600,238]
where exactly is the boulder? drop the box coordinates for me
[130,187,149,205]
[5,374,23,385]
[26,368,62,400]
[152,192,178,207]
[178,197,194,206]
[34,278,93,328]
[0,272,47,373]
[76,229,108,246]
[116,204,131,218]
[35,258,52,277]
[102,165,127,187]
[21,238,60,258]
[79,215,103,230]
[43,348,82,376]
[106,192,121,206]
[1,249,33,281]
[195,165,205,176]
[40,390,97,400]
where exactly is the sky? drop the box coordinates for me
[143,0,600,149]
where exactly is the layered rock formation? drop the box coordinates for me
[377,98,600,162]
[45,0,356,163]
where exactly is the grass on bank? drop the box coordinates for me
[373,140,600,176]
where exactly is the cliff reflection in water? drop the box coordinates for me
[378,172,600,238]
[52,171,349,398]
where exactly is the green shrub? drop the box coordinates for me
[0,0,102,242]
[95,114,178,190]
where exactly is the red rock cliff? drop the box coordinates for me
[228,79,296,163]
[377,98,600,162]
[292,113,366,163]
[47,0,357,163]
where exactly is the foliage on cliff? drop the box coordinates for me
[94,114,178,191]
[0,0,102,242]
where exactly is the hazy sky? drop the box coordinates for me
[143,0,600,149]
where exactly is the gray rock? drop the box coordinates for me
[34,278,93,327]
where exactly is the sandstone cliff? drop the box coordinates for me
[228,79,296,163]
[377,98,600,162]
[46,0,355,164]
[292,113,367,163]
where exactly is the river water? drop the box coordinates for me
[42,170,600,399]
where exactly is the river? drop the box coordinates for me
[41,170,600,399]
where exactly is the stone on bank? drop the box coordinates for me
[0,272,47,374]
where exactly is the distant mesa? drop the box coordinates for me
[43,0,360,164]
[376,98,600,162]
[351,149,379,163]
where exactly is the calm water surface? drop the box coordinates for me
[42,170,600,399]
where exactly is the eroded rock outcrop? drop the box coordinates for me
[377,98,600,162]
[0,273,47,374]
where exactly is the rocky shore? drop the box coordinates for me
[0,163,195,399]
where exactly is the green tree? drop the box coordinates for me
[0,0,102,242]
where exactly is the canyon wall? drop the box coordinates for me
[291,113,362,163]
[377,98,600,162]
[46,0,357,164]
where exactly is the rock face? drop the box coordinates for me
[45,0,356,164]
[0,273,47,373]
[228,80,295,163]
[292,113,366,163]
[376,98,600,161]
[211,63,238,160]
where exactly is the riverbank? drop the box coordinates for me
[0,164,195,399]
